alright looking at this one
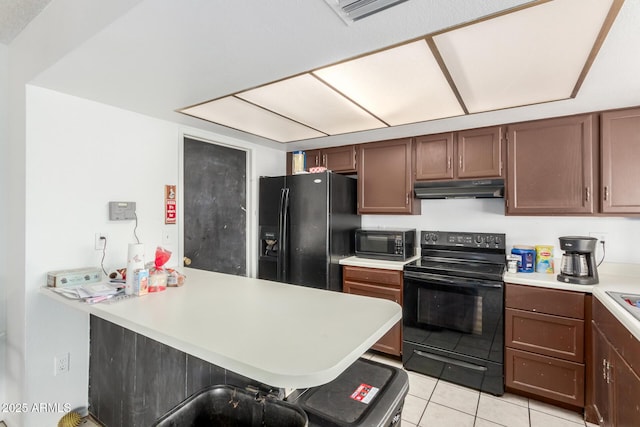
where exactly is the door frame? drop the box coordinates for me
[179,132,252,276]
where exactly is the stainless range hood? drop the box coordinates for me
[414,179,504,199]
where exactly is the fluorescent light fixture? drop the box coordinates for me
[181,97,326,143]
[179,0,622,143]
[433,0,615,113]
[237,74,386,135]
[314,40,465,126]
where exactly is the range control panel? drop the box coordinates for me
[421,231,506,249]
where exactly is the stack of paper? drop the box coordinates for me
[51,281,124,303]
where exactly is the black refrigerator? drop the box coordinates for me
[258,172,360,291]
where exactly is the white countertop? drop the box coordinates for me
[504,262,640,341]
[339,255,420,271]
[41,268,401,389]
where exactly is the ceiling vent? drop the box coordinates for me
[324,0,409,23]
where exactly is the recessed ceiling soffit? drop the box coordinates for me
[179,0,624,143]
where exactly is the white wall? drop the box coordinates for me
[0,42,8,416]
[363,198,640,265]
[20,86,283,426]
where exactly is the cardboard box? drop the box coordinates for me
[133,269,149,296]
[47,267,102,288]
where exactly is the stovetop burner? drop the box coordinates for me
[404,230,506,281]
[404,257,505,281]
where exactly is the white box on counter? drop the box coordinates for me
[46,267,102,288]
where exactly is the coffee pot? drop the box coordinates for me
[557,236,599,285]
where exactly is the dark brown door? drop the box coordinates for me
[611,347,640,427]
[506,114,598,215]
[357,138,418,214]
[305,149,322,170]
[457,126,503,179]
[323,145,356,173]
[601,107,640,214]
[343,280,402,356]
[592,323,613,426]
[415,133,455,180]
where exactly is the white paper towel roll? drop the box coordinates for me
[125,243,145,295]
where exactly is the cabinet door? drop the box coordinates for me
[611,347,640,427]
[506,114,598,215]
[305,149,322,170]
[415,133,454,180]
[323,145,356,174]
[601,107,640,214]
[592,323,613,427]
[457,126,503,179]
[357,138,419,214]
[343,280,402,356]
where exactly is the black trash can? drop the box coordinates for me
[290,358,409,427]
[153,384,308,427]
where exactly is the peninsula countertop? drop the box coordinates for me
[41,268,402,389]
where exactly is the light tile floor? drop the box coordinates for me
[361,352,599,427]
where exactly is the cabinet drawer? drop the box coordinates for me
[506,348,585,407]
[506,308,584,363]
[343,266,402,287]
[506,284,584,319]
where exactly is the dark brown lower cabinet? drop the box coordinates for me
[343,265,402,356]
[505,284,586,410]
[588,298,640,426]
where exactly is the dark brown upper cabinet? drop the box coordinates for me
[357,138,420,215]
[601,107,640,214]
[415,126,503,181]
[457,126,504,179]
[506,114,598,215]
[415,132,454,180]
[290,145,357,175]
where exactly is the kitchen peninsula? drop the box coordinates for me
[42,268,401,425]
[43,268,401,388]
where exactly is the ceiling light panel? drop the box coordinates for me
[433,0,614,113]
[237,74,387,135]
[181,97,326,142]
[314,40,465,126]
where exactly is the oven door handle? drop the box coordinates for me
[413,350,488,372]
[403,271,502,289]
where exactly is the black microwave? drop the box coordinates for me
[355,228,416,261]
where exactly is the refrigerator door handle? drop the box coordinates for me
[277,188,285,282]
[282,188,290,282]
[277,188,290,282]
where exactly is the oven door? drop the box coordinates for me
[402,270,504,395]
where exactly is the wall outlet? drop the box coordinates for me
[589,232,608,243]
[95,233,106,250]
[54,353,70,375]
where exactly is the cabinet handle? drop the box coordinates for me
[323,154,327,166]
[603,359,612,384]
[459,155,463,169]
[406,193,409,205]
[447,157,452,170]
[585,187,591,202]
[604,186,609,201]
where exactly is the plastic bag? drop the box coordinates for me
[149,247,171,292]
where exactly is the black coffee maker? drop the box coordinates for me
[557,236,599,285]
